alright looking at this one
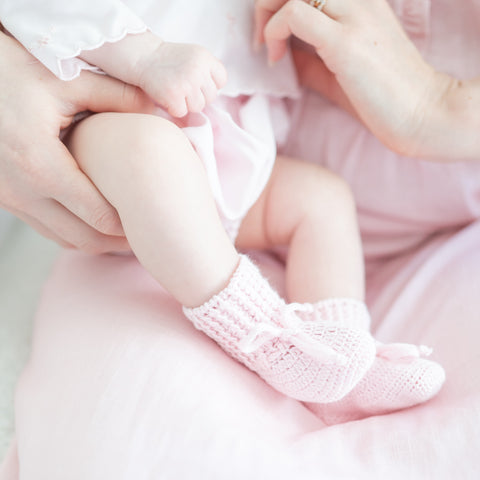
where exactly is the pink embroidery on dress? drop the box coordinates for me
[29,25,56,51]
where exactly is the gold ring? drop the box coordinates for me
[309,0,327,11]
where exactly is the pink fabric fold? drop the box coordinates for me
[2,220,480,479]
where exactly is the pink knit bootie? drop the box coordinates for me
[300,298,372,331]
[307,342,446,424]
[182,255,376,403]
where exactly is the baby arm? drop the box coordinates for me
[80,31,227,117]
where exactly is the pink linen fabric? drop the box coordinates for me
[1,227,480,479]
[2,0,480,478]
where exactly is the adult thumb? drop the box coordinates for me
[70,70,155,114]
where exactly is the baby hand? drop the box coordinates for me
[80,32,227,118]
[137,41,227,117]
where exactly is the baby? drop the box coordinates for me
[22,0,447,422]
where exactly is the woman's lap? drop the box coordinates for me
[3,221,480,479]
[9,251,321,479]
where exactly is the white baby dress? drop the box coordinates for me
[1,0,300,238]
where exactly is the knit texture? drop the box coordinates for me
[308,351,446,424]
[305,298,371,330]
[182,255,376,403]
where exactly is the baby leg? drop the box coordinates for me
[237,156,372,332]
[236,156,444,418]
[237,155,365,304]
[184,156,377,402]
[68,112,239,308]
[67,113,370,403]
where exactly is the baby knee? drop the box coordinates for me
[270,158,358,228]
[119,114,192,159]
[303,166,358,222]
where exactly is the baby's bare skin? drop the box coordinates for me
[81,31,227,117]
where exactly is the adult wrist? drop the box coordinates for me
[407,72,480,162]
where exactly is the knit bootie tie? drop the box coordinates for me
[307,342,446,424]
[183,255,376,403]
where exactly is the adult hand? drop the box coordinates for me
[254,0,460,160]
[0,32,154,253]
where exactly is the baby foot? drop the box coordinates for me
[307,342,446,424]
[183,255,376,403]
[137,41,227,117]
[244,307,377,403]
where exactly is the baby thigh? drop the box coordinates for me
[67,112,210,215]
[236,155,365,301]
[67,112,238,307]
